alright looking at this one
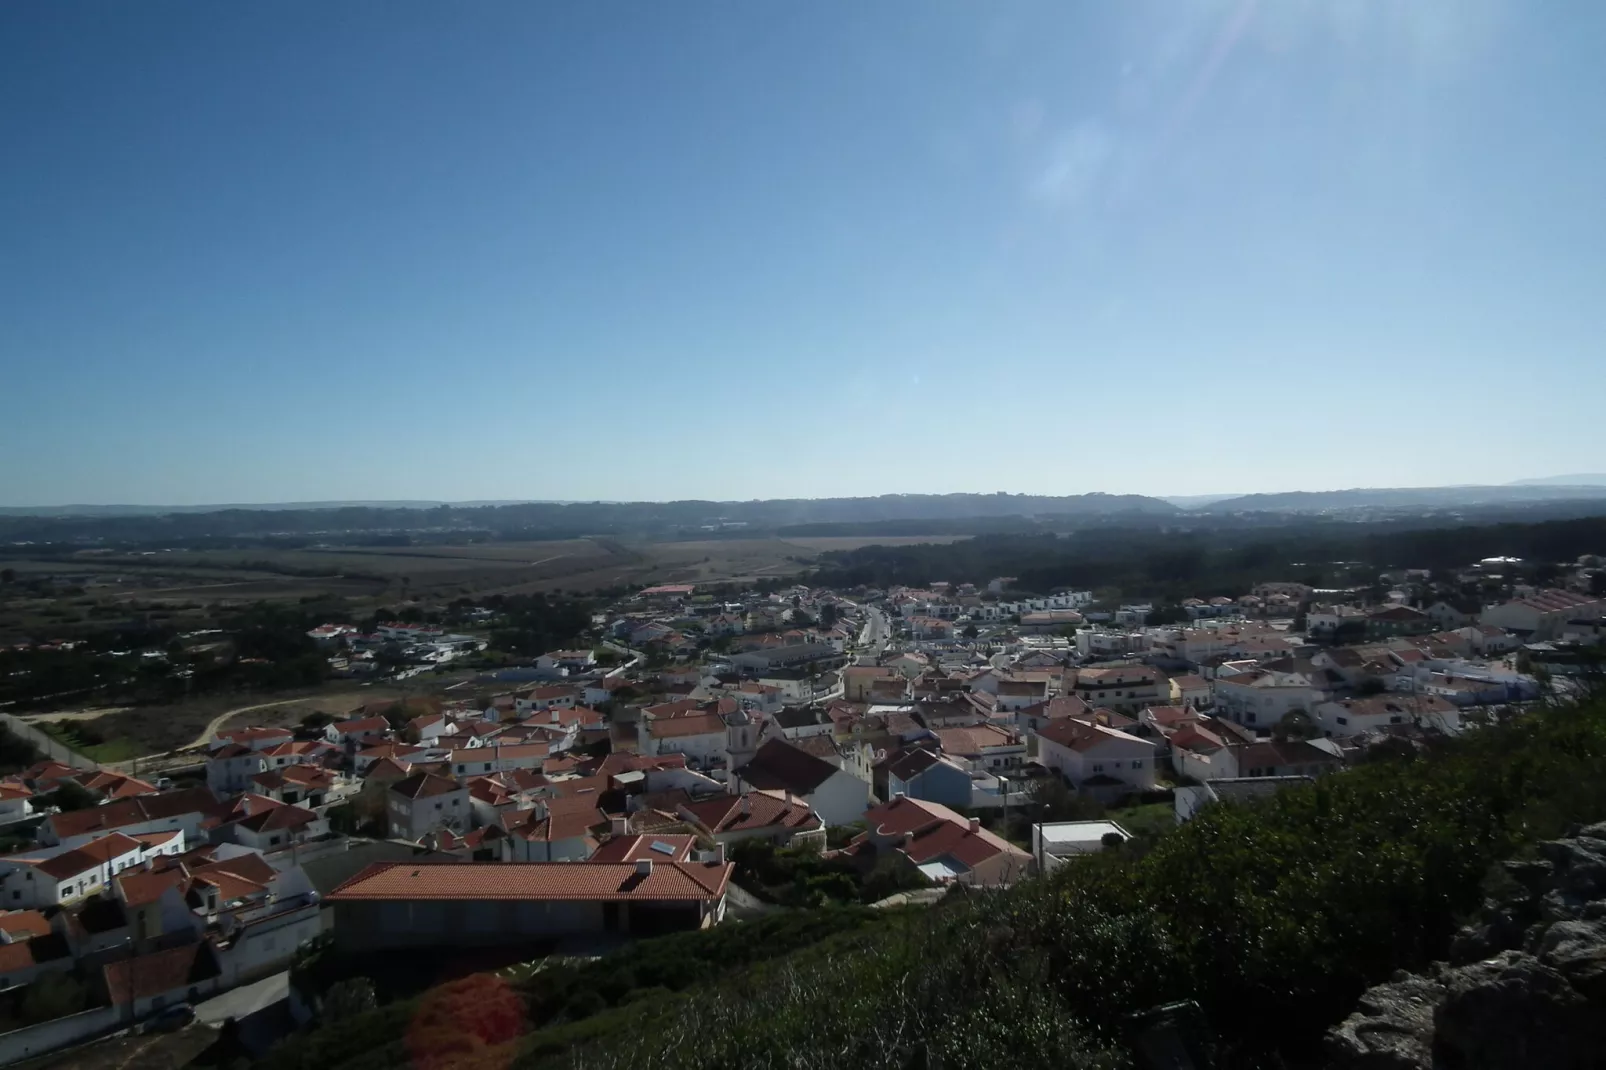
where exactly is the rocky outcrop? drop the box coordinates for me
[1326,822,1606,1069]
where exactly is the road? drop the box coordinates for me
[194,970,290,1026]
[858,607,890,655]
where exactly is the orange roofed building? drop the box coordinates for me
[326,859,733,950]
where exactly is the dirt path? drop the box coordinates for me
[182,697,314,751]
[20,706,133,723]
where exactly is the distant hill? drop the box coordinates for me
[0,500,543,517]
[1507,474,1606,487]
[1162,493,1243,509]
[0,492,1178,544]
[1206,484,1606,513]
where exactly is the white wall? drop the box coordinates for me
[806,770,872,827]
[0,1005,121,1065]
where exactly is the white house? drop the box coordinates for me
[1314,694,1462,737]
[387,772,471,842]
[1034,720,1157,793]
[1066,665,1166,712]
[0,831,184,910]
[1480,590,1605,640]
[536,649,596,674]
[1212,669,1324,730]
[206,745,267,795]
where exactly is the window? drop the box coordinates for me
[1337,716,1348,725]
[1132,760,1144,769]
[1092,763,1104,773]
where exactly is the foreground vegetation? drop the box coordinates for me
[257,693,1606,1070]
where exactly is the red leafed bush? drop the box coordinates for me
[405,973,526,1070]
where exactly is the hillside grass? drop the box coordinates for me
[259,695,1606,1070]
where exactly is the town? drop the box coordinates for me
[0,548,1602,1064]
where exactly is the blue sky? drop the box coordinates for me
[3,0,1603,506]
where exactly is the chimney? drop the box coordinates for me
[893,791,906,800]
[610,815,628,836]
[713,842,726,864]
[968,817,981,833]
[903,831,915,846]
[635,858,653,877]
[740,795,751,817]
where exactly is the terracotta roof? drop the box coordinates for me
[103,942,219,1004]
[1142,705,1198,727]
[507,806,605,843]
[882,747,951,781]
[1037,719,1153,754]
[645,713,726,739]
[863,795,968,838]
[45,787,221,842]
[390,772,461,800]
[32,832,144,880]
[679,790,821,835]
[327,860,731,902]
[1231,740,1340,770]
[735,739,839,795]
[933,724,1018,758]
[0,910,51,940]
[234,803,319,834]
[588,834,696,863]
[116,869,186,908]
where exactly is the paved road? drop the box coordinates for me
[194,971,290,1025]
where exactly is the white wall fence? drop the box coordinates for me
[0,1005,122,1066]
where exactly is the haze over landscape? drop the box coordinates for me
[4,0,1605,506]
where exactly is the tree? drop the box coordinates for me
[39,780,98,812]
[819,603,839,628]
[961,623,979,640]
[1272,708,1318,742]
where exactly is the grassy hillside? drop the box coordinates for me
[258,695,1606,1070]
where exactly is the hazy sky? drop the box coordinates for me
[3,0,1603,506]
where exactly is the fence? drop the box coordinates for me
[0,715,101,772]
[0,1005,121,1066]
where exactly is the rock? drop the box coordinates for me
[1327,825,1606,1068]
[1433,951,1606,1069]
[1537,918,1606,1001]
[1325,974,1444,1069]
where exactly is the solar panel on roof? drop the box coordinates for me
[649,840,677,855]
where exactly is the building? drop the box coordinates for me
[852,796,1031,887]
[676,790,825,849]
[325,859,733,951]
[733,739,871,826]
[882,748,973,809]
[1031,820,1132,872]
[1364,605,1434,639]
[1034,720,1157,795]
[1481,590,1606,641]
[1313,695,1461,738]
[1212,669,1324,730]
[1066,666,1165,711]
[387,772,470,841]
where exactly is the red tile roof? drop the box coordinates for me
[390,772,461,800]
[327,860,731,902]
[678,790,820,836]
[116,869,186,908]
[0,910,51,940]
[103,942,219,1004]
[588,834,696,863]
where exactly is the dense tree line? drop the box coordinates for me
[807,515,1606,598]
